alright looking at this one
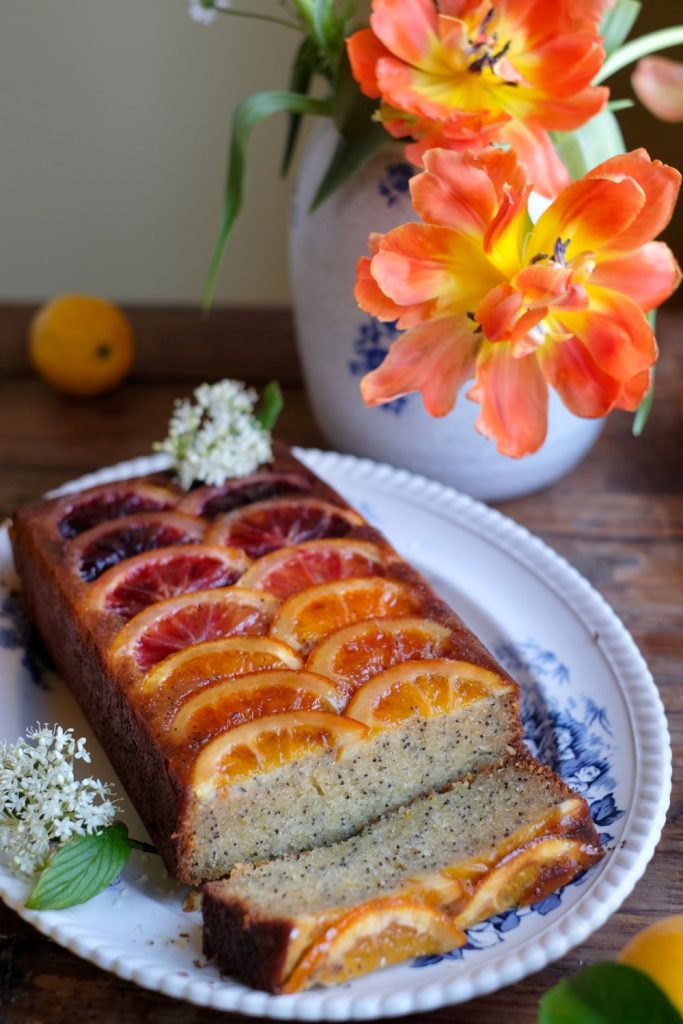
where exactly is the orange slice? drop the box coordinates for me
[282,898,465,993]
[455,837,595,930]
[270,578,421,653]
[193,711,368,795]
[87,544,251,621]
[168,670,343,746]
[346,659,511,727]
[55,479,177,539]
[177,471,311,519]
[239,539,385,598]
[111,588,280,673]
[307,617,454,698]
[70,511,205,582]
[205,498,363,558]
[136,636,301,697]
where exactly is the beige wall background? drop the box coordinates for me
[0,1,299,305]
[1,1,681,307]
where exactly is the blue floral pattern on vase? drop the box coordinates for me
[0,591,52,690]
[349,317,409,415]
[413,637,623,968]
[377,162,414,206]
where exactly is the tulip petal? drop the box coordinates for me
[538,333,620,417]
[410,149,499,235]
[558,285,657,382]
[468,343,549,456]
[632,56,683,123]
[476,283,523,341]
[587,150,682,252]
[370,0,442,71]
[361,315,479,416]
[496,122,570,197]
[347,29,390,99]
[592,242,682,312]
[616,369,651,412]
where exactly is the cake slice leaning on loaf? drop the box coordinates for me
[203,754,603,992]
[11,443,523,884]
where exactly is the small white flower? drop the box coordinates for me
[0,726,117,876]
[188,0,231,25]
[154,379,273,490]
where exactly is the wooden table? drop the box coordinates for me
[1,307,681,1023]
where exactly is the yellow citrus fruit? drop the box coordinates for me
[29,294,134,397]
[619,914,683,1012]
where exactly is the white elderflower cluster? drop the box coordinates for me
[154,380,273,490]
[0,726,117,876]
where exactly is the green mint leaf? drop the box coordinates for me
[255,380,284,432]
[26,822,131,910]
[539,963,682,1024]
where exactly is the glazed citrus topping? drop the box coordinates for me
[307,617,454,697]
[205,498,363,558]
[239,539,386,598]
[345,659,509,726]
[177,472,311,519]
[282,898,465,993]
[71,511,205,582]
[193,711,368,794]
[168,670,343,745]
[56,482,175,538]
[110,588,280,672]
[87,544,250,620]
[136,636,302,696]
[270,578,421,653]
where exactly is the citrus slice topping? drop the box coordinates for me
[168,670,343,745]
[239,539,385,598]
[193,711,368,794]
[72,511,205,582]
[270,578,421,653]
[178,472,311,519]
[282,898,465,993]
[136,636,301,697]
[87,544,250,620]
[345,659,510,727]
[111,588,279,673]
[307,617,454,697]
[455,837,595,930]
[205,498,363,558]
[56,481,176,538]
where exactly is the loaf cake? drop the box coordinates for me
[11,443,521,884]
[203,754,602,992]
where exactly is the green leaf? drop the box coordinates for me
[596,25,683,84]
[203,90,333,309]
[539,963,682,1024]
[311,47,388,209]
[255,380,284,431]
[600,0,641,58]
[280,37,321,177]
[27,823,131,910]
[551,107,626,180]
[607,98,635,112]
[633,309,657,437]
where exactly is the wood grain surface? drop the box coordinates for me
[0,307,681,1024]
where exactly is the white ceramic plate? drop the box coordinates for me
[0,450,671,1021]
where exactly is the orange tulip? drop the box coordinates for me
[356,147,681,457]
[347,0,609,196]
[633,56,683,123]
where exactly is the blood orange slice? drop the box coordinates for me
[346,659,510,727]
[178,472,312,519]
[137,636,301,697]
[55,480,176,538]
[193,711,368,794]
[205,498,363,558]
[307,617,454,698]
[168,670,343,746]
[87,544,250,621]
[239,539,385,598]
[270,578,421,653]
[282,898,464,993]
[111,588,279,673]
[71,511,205,582]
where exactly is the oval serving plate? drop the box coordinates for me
[0,449,671,1021]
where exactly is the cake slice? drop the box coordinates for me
[202,754,603,993]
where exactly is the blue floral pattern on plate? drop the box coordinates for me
[413,638,623,967]
[348,317,409,415]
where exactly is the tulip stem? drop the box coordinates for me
[217,8,301,31]
[596,26,683,83]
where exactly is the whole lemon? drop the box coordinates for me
[619,914,683,1013]
[29,294,134,397]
